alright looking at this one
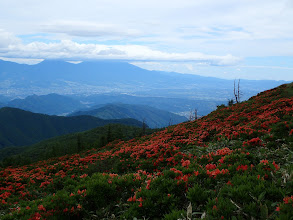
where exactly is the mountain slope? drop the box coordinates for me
[70,103,188,128]
[0,107,144,148]
[1,83,293,219]
[7,93,85,115]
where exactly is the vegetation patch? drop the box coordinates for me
[1,83,293,219]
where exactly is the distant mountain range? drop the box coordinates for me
[0,107,144,149]
[72,93,224,117]
[2,92,224,117]
[0,59,289,122]
[69,103,188,128]
[0,59,286,101]
[0,93,190,127]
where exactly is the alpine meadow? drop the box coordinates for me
[1,83,293,219]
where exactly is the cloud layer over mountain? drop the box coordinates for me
[0,0,292,80]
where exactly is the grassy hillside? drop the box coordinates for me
[70,103,188,128]
[1,83,293,219]
[0,107,144,149]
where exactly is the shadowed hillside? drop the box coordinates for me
[0,107,144,149]
[0,124,158,165]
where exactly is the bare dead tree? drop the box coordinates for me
[234,79,241,103]
[238,79,241,102]
[194,108,198,120]
[189,108,198,121]
[189,109,193,121]
[168,118,173,127]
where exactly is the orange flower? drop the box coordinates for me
[226,180,233,186]
[273,161,280,170]
[260,160,269,165]
[38,204,46,211]
[194,171,199,176]
[236,165,248,171]
[80,174,88,178]
[1,200,7,204]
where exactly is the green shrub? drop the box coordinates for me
[187,183,209,208]
[163,209,186,220]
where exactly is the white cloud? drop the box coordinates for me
[0,0,292,81]
[97,49,126,56]
[0,33,240,65]
[0,29,21,48]
[0,56,43,65]
[1,0,293,46]
[41,21,142,38]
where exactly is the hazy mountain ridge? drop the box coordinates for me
[73,93,224,117]
[0,59,286,101]
[2,92,224,117]
[6,93,84,115]
[0,59,287,120]
[69,103,188,128]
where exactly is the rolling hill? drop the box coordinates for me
[0,83,293,219]
[70,103,188,128]
[0,107,144,149]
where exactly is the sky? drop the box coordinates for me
[0,0,292,81]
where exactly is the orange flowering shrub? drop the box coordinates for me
[0,83,293,219]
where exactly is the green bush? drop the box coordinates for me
[163,209,186,220]
[187,183,209,208]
